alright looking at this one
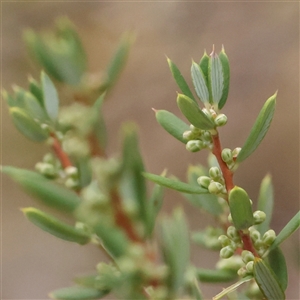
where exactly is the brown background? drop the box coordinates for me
[2,1,299,299]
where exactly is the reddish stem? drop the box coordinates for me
[110,189,142,243]
[211,133,234,196]
[50,133,73,168]
[239,230,259,257]
[211,132,260,256]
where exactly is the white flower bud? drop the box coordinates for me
[246,261,254,273]
[220,245,235,259]
[221,148,233,163]
[241,250,255,264]
[218,235,231,247]
[253,210,266,224]
[237,267,247,277]
[186,140,202,152]
[227,226,240,241]
[197,176,211,189]
[232,147,241,158]
[209,166,222,180]
[214,114,228,126]
[208,181,224,194]
[262,229,276,245]
[183,130,193,140]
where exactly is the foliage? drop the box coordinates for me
[2,18,299,300]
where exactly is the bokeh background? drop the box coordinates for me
[2,1,299,299]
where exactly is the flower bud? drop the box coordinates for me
[214,114,228,126]
[218,235,231,247]
[202,131,212,141]
[186,140,202,152]
[262,229,276,245]
[183,130,193,140]
[237,267,247,277]
[208,181,224,194]
[65,166,78,177]
[221,148,233,163]
[232,147,241,158]
[253,210,266,225]
[35,162,56,177]
[197,176,211,189]
[220,245,235,259]
[241,250,254,264]
[246,261,254,273]
[65,177,79,189]
[209,166,222,180]
[227,226,240,242]
[249,228,261,242]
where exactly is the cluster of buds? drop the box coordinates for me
[248,226,276,257]
[202,107,228,127]
[221,147,241,170]
[183,124,213,152]
[197,166,227,197]
[237,250,256,277]
[218,226,242,259]
[35,152,62,178]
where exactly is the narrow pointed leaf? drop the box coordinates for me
[196,268,237,283]
[2,166,80,212]
[155,109,190,143]
[74,274,98,288]
[268,247,288,291]
[99,33,133,93]
[23,91,48,122]
[253,258,285,300]
[41,71,59,121]
[269,210,300,251]
[92,93,107,150]
[199,51,209,83]
[236,93,277,163]
[121,123,147,225]
[9,107,49,142]
[94,222,129,258]
[143,172,208,194]
[209,51,223,105]
[22,207,90,244]
[229,186,254,230]
[177,94,215,130]
[49,286,108,300]
[167,57,196,102]
[191,61,209,104]
[257,174,274,234]
[218,47,230,109]
[160,208,190,295]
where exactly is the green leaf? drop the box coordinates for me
[229,186,254,230]
[9,107,49,142]
[74,274,98,288]
[143,172,208,194]
[121,123,147,226]
[268,247,288,291]
[23,91,48,122]
[236,92,277,163]
[94,222,129,258]
[167,57,196,102]
[41,71,59,121]
[253,257,285,300]
[269,210,300,251]
[22,207,90,244]
[196,268,237,283]
[213,276,253,300]
[92,93,107,151]
[28,77,44,107]
[257,174,274,235]
[191,61,209,104]
[24,18,87,86]
[145,177,165,237]
[49,286,108,300]
[209,50,223,105]
[218,46,230,109]
[176,94,215,130]
[161,208,190,297]
[99,33,133,93]
[155,109,190,144]
[2,166,80,212]
[76,157,92,188]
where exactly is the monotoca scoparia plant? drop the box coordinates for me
[2,18,299,300]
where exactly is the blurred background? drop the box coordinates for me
[2,1,299,299]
